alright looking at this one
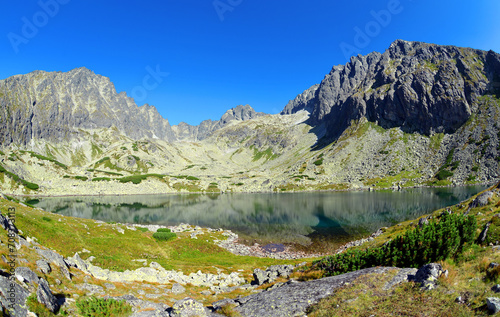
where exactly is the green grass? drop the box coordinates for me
[76,296,132,317]
[252,146,278,162]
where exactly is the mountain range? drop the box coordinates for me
[1,40,499,195]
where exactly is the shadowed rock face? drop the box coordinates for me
[284,40,500,139]
[0,67,176,146]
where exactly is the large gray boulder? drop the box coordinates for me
[36,259,52,274]
[36,248,71,280]
[15,267,39,285]
[36,278,59,313]
[0,275,29,317]
[487,297,500,314]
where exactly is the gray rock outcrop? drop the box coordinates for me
[170,298,213,317]
[295,40,500,139]
[487,297,500,314]
[36,259,51,274]
[213,266,411,317]
[36,278,59,313]
[410,263,444,290]
[0,275,29,317]
[252,264,294,285]
[15,267,39,285]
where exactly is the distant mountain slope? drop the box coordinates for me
[0,67,176,146]
[172,105,266,141]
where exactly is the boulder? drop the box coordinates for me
[36,278,59,313]
[487,297,500,314]
[172,283,185,295]
[478,222,491,243]
[252,265,294,285]
[15,267,39,285]
[0,212,18,234]
[170,298,210,317]
[36,259,51,274]
[469,191,494,209]
[411,263,444,290]
[36,248,68,270]
[0,275,30,317]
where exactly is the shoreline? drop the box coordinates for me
[6,181,496,198]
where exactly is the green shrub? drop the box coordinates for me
[76,296,132,317]
[95,157,111,165]
[313,158,324,166]
[92,177,111,182]
[472,166,479,172]
[152,232,177,241]
[42,216,52,222]
[186,176,199,181]
[314,213,476,276]
[29,152,68,169]
[436,169,453,180]
[118,174,164,184]
[75,176,89,181]
[156,228,172,233]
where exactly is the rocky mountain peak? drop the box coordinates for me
[0,68,176,146]
[284,40,500,140]
[173,105,265,141]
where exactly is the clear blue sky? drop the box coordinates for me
[1,0,499,125]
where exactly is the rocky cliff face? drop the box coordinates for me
[0,67,177,146]
[289,40,500,139]
[172,105,266,141]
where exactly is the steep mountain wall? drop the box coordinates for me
[0,67,176,146]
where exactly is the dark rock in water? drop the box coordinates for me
[36,278,59,313]
[261,243,285,253]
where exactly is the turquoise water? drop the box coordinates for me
[29,185,488,251]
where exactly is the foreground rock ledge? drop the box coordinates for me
[213,266,415,317]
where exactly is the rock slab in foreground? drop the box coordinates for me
[215,267,408,317]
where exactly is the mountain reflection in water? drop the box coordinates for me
[30,186,488,251]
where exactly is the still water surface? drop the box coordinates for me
[29,186,488,251]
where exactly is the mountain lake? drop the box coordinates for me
[27,185,489,252]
